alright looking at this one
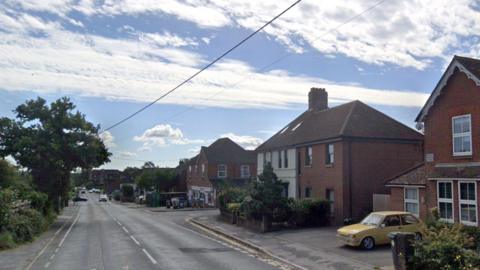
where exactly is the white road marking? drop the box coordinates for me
[24,211,72,270]
[130,235,140,246]
[142,249,158,265]
[49,254,55,260]
[117,221,122,226]
[54,248,59,253]
[58,212,80,248]
[122,226,129,233]
[44,262,50,268]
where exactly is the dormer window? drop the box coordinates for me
[452,114,472,156]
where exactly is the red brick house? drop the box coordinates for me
[387,55,480,226]
[257,88,424,224]
[186,138,256,207]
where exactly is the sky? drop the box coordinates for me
[0,0,479,170]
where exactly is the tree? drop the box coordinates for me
[240,164,285,220]
[0,97,111,211]
[135,168,176,192]
[0,159,16,188]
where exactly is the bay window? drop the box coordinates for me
[459,181,477,226]
[438,181,453,222]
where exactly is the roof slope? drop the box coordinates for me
[257,100,423,151]
[416,55,480,122]
[201,138,256,164]
[386,163,426,186]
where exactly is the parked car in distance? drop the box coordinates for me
[73,195,88,202]
[336,211,423,250]
[99,194,108,202]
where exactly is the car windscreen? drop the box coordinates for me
[360,214,383,226]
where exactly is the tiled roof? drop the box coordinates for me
[430,165,480,179]
[204,138,256,163]
[190,138,256,164]
[416,55,480,122]
[257,100,423,151]
[455,55,480,79]
[386,163,426,186]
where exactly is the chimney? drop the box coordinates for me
[308,87,328,111]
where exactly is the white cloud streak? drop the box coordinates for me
[220,133,263,150]
[133,124,204,148]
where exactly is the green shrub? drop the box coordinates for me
[121,185,134,201]
[286,198,330,227]
[218,187,247,209]
[29,191,48,214]
[227,203,241,213]
[7,213,35,243]
[0,188,15,230]
[411,220,480,269]
[0,231,15,250]
[112,191,121,201]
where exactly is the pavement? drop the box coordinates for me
[0,194,291,270]
[190,213,394,270]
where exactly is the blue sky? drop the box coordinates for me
[1,0,479,169]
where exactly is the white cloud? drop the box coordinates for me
[220,133,263,150]
[99,131,116,148]
[133,124,204,148]
[117,151,137,158]
[0,23,431,110]
[4,1,480,69]
[139,31,199,47]
[188,146,201,154]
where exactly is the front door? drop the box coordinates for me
[326,189,334,216]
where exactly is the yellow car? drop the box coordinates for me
[336,211,423,250]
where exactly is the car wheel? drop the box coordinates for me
[361,237,375,250]
[414,232,422,241]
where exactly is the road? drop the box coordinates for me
[25,194,281,270]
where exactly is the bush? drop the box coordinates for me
[112,191,121,201]
[0,188,15,230]
[218,187,247,210]
[411,219,480,269]
[7,213,35,243]
[121,185,134,201]
[287,198,330,227]
[240,164,284,220]
[227,203,241,213]
[29,191,48,214]
[0,231,15,250]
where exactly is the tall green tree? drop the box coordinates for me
[135,168,176,192]
[0,97,111,210]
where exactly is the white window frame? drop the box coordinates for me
[437,181,454,223]
[305,146,312,166]
[201,164,205,176]
[326,143,334,164]
[458,181,478,226]
[452,114,472,156]
[217,164,227,178]
[404,187,419,217]
[240,165,250,178]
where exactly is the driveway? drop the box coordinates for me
[192,213,393,270]
[269,226,392,268]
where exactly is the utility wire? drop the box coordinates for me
[145,0,387,124]
[107,0,386,147]
[101,0,303,133]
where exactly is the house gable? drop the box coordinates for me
[416,56,480,123]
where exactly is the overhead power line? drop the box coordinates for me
[101,0,303,133]
[106,0,387,148]
[138,0,387,125]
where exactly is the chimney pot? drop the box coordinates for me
[308,88,328,111]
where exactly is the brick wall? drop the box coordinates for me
[389,187,429,219]
[349,140,423,221]
[297,141,344,224]
[424,70,480,164]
